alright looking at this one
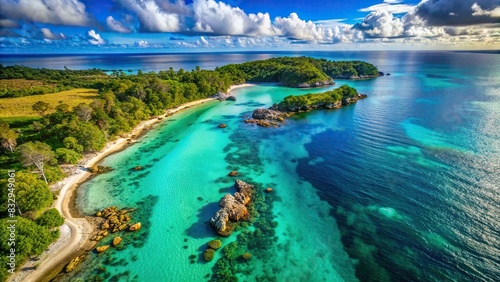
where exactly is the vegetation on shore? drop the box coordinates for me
[0,57,379,281]
[275,84,361,111]
[217,57,379,87]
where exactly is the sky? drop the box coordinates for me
[0,0,499,53]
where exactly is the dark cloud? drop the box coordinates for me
[414,0,500,26]
[0,19,20,28]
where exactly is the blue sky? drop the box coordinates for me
[0,0,499,53]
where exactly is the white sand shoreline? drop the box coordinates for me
[9,83,256,282]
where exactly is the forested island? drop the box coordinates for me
[0,57,379,281]
[245,85,367,127]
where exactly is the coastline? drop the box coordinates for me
[9,83,255,282]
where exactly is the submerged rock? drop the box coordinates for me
[265,187,273,193]
[113,236,122,246]
[96,245,110,253]
[208,239,222,250]
[228,171,238,176]
[203,249,215,261]
[241,252,252,261]
[65,255,85,273]
[129,222,141,231]
[218,124,227,128]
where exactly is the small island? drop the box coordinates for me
[217,57,381,88]
[245,85,367,127]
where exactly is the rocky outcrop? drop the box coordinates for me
[248,94,368,127]
[332,74,381,80]
[342,94,368,106]
[220,194,249,221]
[112,236,122,246]
[209,180,255,236]
[96,245,110,253]
[65,255,86,273]
[295,79,334,88]
[129,222,141,231]
[244,109,291,127]
[92,206,134,240]
[213,91,237,101]
[235,179,254,198]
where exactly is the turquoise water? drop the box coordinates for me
[56,51,500,281]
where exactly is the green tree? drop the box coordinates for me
[0,216,59,279]
[36,208,65,228]
[0,122,18,152]
[74,122,106,152]
[12,171,52,212]
[32,101,51,116]
[63,136,84,153]
[18,141,56,184]
[55,148,81,164]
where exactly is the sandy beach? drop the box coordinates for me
[8,84,254,282]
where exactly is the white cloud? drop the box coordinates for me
[106,16,132,33]
[471,2,500,17]
[88,30,105,45]
[313,19,348,28]
[384,0,403,3]
[192,0,276,36]
[0,0,94,26]
[119,0,181,32]
[40,28,65,40]
[359,2,415,14]
[359,10,405,37]
[274,13,362,43]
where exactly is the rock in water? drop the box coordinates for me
[96,245,110,253]
[209,209,229,234]
[207,239,222,250]
[112,236,122,246]
[219,194,249,221]
[235,180,254,198]
[265,187,273,193]
[228,171,238,176]
[65,255,85,272]
[251,108,286,121]
[218,123,227,128]
[129,222,141,231]
[203,249,215,261]
[209,180,255,236]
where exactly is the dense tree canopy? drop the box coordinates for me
[36,208,65,228]
[11,171,53,213]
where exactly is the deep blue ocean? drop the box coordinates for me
[4,51,499,281]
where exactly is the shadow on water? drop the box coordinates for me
[185,202,220,239]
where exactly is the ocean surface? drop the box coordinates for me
[7,51,499,281]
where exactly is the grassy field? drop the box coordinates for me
[0,79,54,90]
[0,88,98,118]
